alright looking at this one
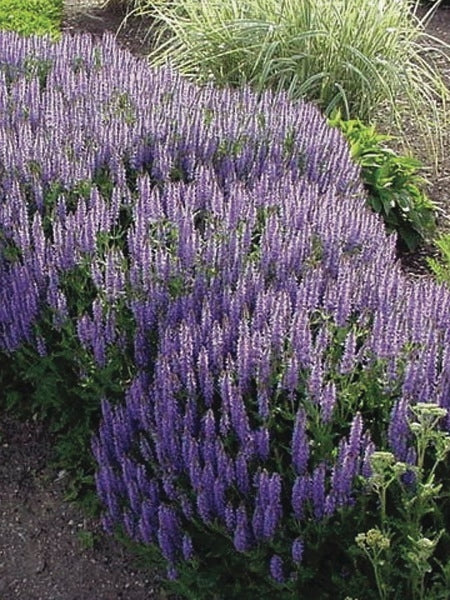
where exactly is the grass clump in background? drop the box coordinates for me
[0,0,63,38]
[144,0,449,163]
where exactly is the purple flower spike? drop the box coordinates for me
[291,538,304,564]
[182,534,195,561]
[233,505,252,553]
[388,398,410,461]
[292,475,310,520]
[291,408,309,475]
[269,555,285,583]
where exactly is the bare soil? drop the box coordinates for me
[0,3,449,600]
[0,417,166,600]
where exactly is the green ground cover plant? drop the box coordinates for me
[143,0,449,162]
[0,0,63,38]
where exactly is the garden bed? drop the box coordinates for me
[0,3,450,600]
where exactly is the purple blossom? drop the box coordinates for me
[320,382,337,423]
[235,452,250,495]
[182,534,194,561]
[340,330,357,375]
[311,463,327,520]
[388,398,410,461]
[291,538,304,564]
[233,505,253,553]
[292,475,310,520]
[269,555,285,583]
[157,505,181,563]
[402,446,417,487]
[291,408,309,475]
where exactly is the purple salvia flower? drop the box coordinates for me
[388,398,410,461]
[138,499,156,544]
[213,478,226,519]
[237,319,254,393]
[361,439,376,479]
[123,509,136,539]
[320,381,337,423]
[291,408,309,475]
[340,330,357,375]
[201,409,217,469]
[269,555,285,583]
[402,446,417,487]
[182,534,194,561]
[225,502,236,532]
[311,463,326,520]
[254,427,270,461]
[347,413,363,459]
[184,435,201,491]
[215,440,235,487]
[233,504,252,552]
[229,386,251,445]
[35,335,47,357]
[292,475,310,520]
[166,565,178,580]
[235,452,250,495]
[308,354,324,401]
[262,473,282,539]
[157,505,180,563]
[180,494,194,520]
[291,538,304,564]
[283,355,300,396]
[329,414,364,508]
[251,501,264,541]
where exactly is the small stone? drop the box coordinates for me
[35,560,46,574]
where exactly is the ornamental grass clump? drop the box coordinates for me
[145,0,449,160]
[1,32,450,598]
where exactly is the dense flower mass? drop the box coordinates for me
[1,31,450,589]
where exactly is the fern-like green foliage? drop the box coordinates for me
[328,111,437,251]
[427,234,450,285]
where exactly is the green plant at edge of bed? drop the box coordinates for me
[328,110,437,251]
[427,233,450,284]
[0,0,63,38]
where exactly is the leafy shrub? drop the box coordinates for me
[144,0,449,155]
[328,111,436,251]
[427,233,450,284]
[1,32,450,599]
[0,0,62,38]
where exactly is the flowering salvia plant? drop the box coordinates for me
[1,32,450,599]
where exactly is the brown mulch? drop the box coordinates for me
[0,4,449,600]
